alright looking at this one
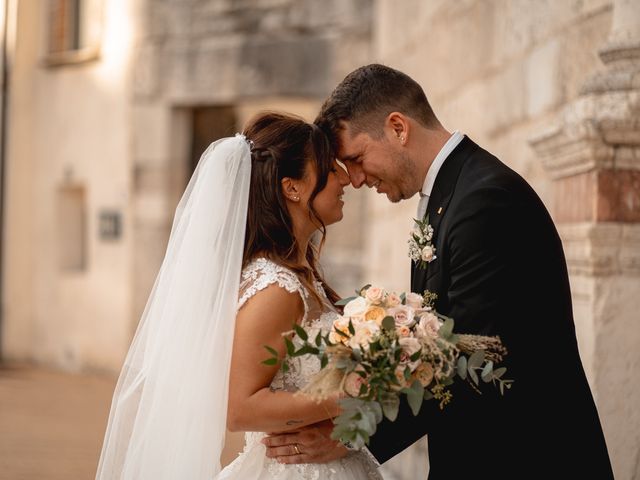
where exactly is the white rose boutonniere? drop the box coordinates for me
[408,215,437,269]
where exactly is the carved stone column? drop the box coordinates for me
[529,1,640,477]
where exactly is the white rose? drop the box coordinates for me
[386,292,401,307]
[398,337,422,371]
[344,296,367,319]
[412,226,424,241]
[421,245,435,262]
[364,286,384,305]
[388,305,416,327]
[416,312,441,339]
[405,292,424,309]
[347,320,380,350]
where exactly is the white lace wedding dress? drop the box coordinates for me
[216,258,383,480]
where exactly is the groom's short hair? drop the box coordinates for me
[315,64,440,151]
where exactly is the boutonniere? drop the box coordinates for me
[408,215,437,269]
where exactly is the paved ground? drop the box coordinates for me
[0,363,418,479]
[0,363,246,480]
[0,364,116,480]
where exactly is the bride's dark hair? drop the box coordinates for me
[242,111,340,306]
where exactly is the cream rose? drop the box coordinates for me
[421,245,435,262]
[329,316,351,344]
[347,320,380,350]
[388,305,416,327]
[364,286,384,305]
[343,296,367,319]
[364,306,386,325]
[412,362,434,387]
[385,292,401,307]
[393,365,409,390]
[405,292,424,309]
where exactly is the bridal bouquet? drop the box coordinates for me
[263,285,513,449]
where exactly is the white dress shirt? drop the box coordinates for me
[416,131,465,219]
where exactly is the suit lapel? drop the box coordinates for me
[411,137,478,293]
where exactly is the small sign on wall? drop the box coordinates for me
[99,210,122,240]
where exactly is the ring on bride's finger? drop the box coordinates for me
[293,444,301,455]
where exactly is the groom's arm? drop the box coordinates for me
[369,185,516,463]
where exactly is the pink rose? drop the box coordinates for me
[365,286,384,305]
[388,305,416,327]
[416,312,441,339]
[405,292,424,309]
[386,292,401,307]
[344,369,368,397]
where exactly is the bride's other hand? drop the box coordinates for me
[262,419,348,464]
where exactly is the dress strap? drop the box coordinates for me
[238,258,309,323]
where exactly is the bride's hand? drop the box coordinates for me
[262,419,348,464]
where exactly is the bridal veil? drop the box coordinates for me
[96,135,251,479]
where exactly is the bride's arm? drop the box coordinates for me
[227,284,340,433]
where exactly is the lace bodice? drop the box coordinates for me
[222,258,381,480]
[238,257,338,392]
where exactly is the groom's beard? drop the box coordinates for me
[385,149,418,202]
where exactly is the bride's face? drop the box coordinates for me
[311,159,350,226]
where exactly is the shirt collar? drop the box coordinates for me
[420,131,465,197]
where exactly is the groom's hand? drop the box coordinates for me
[262,419,349,464]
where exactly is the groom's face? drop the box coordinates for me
[336,123,415,203]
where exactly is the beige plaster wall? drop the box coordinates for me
[3,0,138,371]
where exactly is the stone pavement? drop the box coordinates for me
[0,364,116,480]
[0,363,247,480]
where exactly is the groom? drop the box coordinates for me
[264,64,614,479]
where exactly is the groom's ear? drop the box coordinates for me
[385,112,410,145]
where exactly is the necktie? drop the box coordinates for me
[417,194,429,220]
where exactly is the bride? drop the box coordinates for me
[96,112,383,479]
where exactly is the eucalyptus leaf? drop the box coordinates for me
[380,394,400,421]
[261,358,278,366]
[441,376,454,387]
[335,296,358,306]
[315,331,322,347]
[467,350,485,370]
[457,356,468,380]
[406,381,424,416]
[469,368,479,385]
[348,320,355,335]
[493,367,506,379]
[424,389,434,400]
[481,361,494,382]
[382,316,395,331]
[438,318,455,340]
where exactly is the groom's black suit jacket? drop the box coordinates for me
[367,138,613,479]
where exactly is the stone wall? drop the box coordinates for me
[371,1,639,478]
[130,0,374,327]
